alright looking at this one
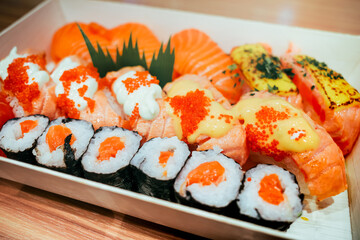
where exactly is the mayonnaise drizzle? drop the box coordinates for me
[52,57,97,111]
[112,71,162,120]
[0,47,49,87]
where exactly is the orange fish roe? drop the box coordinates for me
[247,177,252,182]
[122,71,159,94]
[159,151,174,167]
[258,174,284,205]
[56,65,99,118]
[167,89,211,141]
[288,128,307,141]
[3,55,46,112]
[218,114,233,124]
[20,120,38,138]
[128,103,140,129]
[245,106,291,161]
[97,136,125,162]
[186,161,225,187]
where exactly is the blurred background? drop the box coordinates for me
[0,0,359,34]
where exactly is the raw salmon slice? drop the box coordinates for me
[171,29,243,104]
[106,23,162,67]
[51,22,110,63]
[281,53,360,155]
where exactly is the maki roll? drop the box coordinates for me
[81,126,141,190]
[237,164,303,230]
[174,148,243,215]
[33,118,94,176]
[131,137,190,200]
[0,115,49,164]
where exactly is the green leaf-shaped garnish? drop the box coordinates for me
[149,39,175,88]
[77,23,174,86]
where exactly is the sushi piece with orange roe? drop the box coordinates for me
[237,164,303,230]
[174,148,243,214]
[0,115,49,164]
[0,47,57,119]
[51,56,127,129]
[81,126,141,189]
[33,118,94,176]
[130,137,190,200]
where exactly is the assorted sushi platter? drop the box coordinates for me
[0,0,359,239]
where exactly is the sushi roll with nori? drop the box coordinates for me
[33,118,94,176]
[81,126,141,190]
[131,137,190,200]
[174,148,243,215]
[237,164,304,230]
[0,115,49,164]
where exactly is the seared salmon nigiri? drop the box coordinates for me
[281,52,360,155]
[238,91,347,201]
[231,43,302,109]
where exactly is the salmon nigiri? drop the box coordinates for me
[231,43,302,109]
[238,91,347,201]
[171,29,244,104]
[51,56,125,129]
[0,47,57,119]
[163,74,249,165]
[281,52,360,155]
[106,23,162,66]
[51,22,110,63]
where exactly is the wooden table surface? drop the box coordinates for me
[0,0,359,239]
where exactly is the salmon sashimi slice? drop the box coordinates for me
[0,92,14,128]
[230,43,302,109]
[51,22,110,63]
[240,91,347,201]
[171,29,244,104]
[281,53,360,155]
[105,23,162,67]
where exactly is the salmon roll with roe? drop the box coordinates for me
[237,164,303,230]
[0,115,49,164]
[174,148,243,215]
[81,126,141,190]
[33,118,94,176]
[131,137,190,201]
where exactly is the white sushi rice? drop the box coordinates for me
[0,115,49,152]
[131,137,190,180]
[174,149,243,208]
[237,164,303,222]
[82,127,141,174]
[33,118,94,168]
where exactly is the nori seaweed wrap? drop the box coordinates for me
[81,126,141,190]
[130,137,190,201]
[0,115,49,164]
[32,117,94,176]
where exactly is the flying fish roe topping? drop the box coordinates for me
[3,55,46,112]
[56,65,99,118]
[288,128,307,141]
[122,71,159,94]
[244,105,291,161]
[167,89,211,140]
[128,103,140,129]
[218,114,233,123]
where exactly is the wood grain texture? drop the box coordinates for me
[0,178,204,240]
[0,0,358,239]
